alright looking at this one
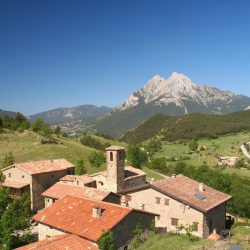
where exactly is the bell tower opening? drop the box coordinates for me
[105,146,125,192]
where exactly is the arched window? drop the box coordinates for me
[110,152,113,161]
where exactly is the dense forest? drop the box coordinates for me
[121,110,250,143]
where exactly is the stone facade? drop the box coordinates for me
[121,187,227,238]
[37,223,65,241]
[1,163,75,211]
[111,210,155,249]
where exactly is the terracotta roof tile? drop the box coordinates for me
[9,159,74,175]
[42,183,113,200]
[14,234,99,250]
[34,195,133,241]
[151,175,231,213]
[2,180,29,189]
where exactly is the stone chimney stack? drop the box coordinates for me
[92,207,102,218]
[199,183,205,192]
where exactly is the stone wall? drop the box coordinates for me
[2,166,31,184]
[31,168,74,211]
[37,223,65,241]
[111,210,155,249]
[203,203,226,238]
[124,187,205,238]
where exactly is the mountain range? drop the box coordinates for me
[2,72,250,137]
[93,72,250,137]
[29,105,112,124]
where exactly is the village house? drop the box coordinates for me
[1,159,75,211]
[218,156,239,166]
[42,182,121,208]
[33,195,157,250]
[119,175,231,238]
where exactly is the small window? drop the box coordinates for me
[156,215,160,220]
[51,174,54,178]
[22,175,24,179]
[155,197,161,204]
[46,235,51,239]
[171,218,179,226]
[76,180,79,185]
[123,246,128,250]
[67,169,71,174]
[98,181,104,186]
[164,199,170,205]
[8,173,11,178]
[193,222,198,232]
[110,152,113,161]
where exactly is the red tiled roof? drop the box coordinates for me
[2,180,29,189]
[60,174,95,184]
[14,234,99,250]
[5,159,74,175]
[34,195,133,241]
[42,183,113,200]
[151,175,231,213]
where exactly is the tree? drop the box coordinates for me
[127,144,148,169]
[1,152,14,168]
[146,139,162,158]
[54,125,61,136]
[188,140,198,151]
[97,231,114,250]
[88,151,105,168]
[76,159,86,175]
[31,118,44,133]
[234,158,245,169]
[148,157,166,171]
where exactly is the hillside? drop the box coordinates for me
[0,130,161,179]
[121,110,250,143]
[93,72,250,137]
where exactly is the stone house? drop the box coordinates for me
[218,156,239,166]
[33,195,157,250]
[42,182,121,208]
[1,159,75,211]
[119,175,231,238]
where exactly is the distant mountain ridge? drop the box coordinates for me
[29,105,112,124]
[0,108,18,118]
[94,72,250,137]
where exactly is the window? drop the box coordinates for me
[193,222,198,232]
[156,215,160,220]
[77,180,79,185]
[8,173,11,178]
[164,198,170,205]
[22,175,24,179]
[51,174,54,178]
[171,218,179,226]
[110,152,113,161]
[123,246,128,250]
[155,197,161,204]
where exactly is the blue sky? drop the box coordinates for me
[0,0,250,115]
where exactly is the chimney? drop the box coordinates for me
[199,183,204,192]
[92,206,102,218]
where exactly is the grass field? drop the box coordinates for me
[0,130,164,179]
[132,234,213,250]
[154,132,250,179]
